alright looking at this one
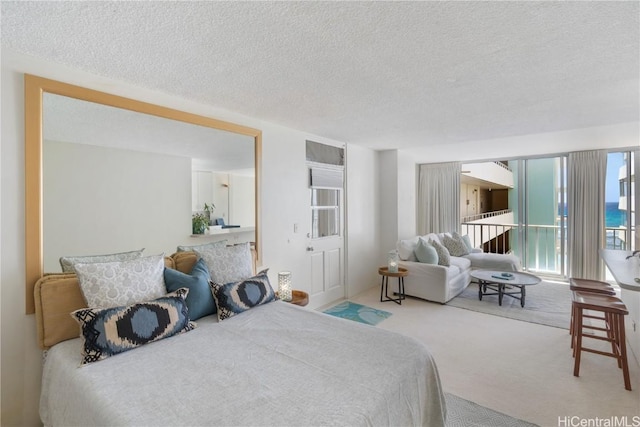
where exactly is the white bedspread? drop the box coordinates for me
[40,301,446,426]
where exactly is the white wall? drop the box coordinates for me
[229,174,255,227]
[43,140,192,271]
[345,144,381,297]
[0,49,381,426]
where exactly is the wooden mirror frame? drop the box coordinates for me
[24,74,262,313]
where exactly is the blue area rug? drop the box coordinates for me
[323,301,392,326]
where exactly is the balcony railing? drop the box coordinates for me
[460,221,635,276]
[461,209,512,223]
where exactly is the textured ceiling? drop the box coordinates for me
[2,1,639,151]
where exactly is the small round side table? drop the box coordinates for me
[378,266,408,305]
[278,290,309,307]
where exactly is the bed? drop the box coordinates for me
[35,252,447,426]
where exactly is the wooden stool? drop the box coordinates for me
[569,278,616,295]
[569,278,616,334]
[571,291,631,391]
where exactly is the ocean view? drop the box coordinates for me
[605,201,626,228]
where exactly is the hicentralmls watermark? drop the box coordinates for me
[558,416,640,427]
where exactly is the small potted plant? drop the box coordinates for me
[192,213,210,235]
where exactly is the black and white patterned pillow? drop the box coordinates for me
[71,288,196,365]
[209,269,276,321]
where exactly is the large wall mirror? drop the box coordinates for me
[25,74,262,313]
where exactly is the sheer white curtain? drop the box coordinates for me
[417,162,461,235]
[567,150,607,280]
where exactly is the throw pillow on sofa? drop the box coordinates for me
[429,239,451,266]
[453,231,474,252]
[443,234,470,256]
[415,238,439,264]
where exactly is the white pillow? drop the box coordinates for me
[176,239,227,252]
[397,237,420,261]
[195,242,253,284]
[59,248,144,273]
[75,254,166,308]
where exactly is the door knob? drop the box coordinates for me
[306,246,314,251]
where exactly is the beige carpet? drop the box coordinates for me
[343,285,640,427]
[447,280,572,329]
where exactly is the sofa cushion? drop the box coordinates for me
[449,256,472,271]
[415,238,438,264]
[443,234,470,256]
[429,239,451,267]
[397,237,420,261]
[464,252,522,271]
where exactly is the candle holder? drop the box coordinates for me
[278,271,292,301]
[388,250,399,273]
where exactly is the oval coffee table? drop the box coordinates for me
[470,270,541,307]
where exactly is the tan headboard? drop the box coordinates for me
[34,249,257,350]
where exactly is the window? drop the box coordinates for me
[311,188,340,238]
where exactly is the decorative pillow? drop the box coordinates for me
[195,242,253,284]
[59,248,145,273]
[429,239,451,267]
[71,288,195,365]
[164,258,215,320]
[415,238,439,264]
[176,240,227,253]
[397,237,419,261]
[75,254,166,308]
[443,234,470,257]
[210,269,276,321]
[453,231,474,252]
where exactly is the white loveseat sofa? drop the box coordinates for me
[397,233,522,304]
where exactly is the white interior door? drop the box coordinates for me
[307,169,345,307]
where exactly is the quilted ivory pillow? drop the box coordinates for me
[75,254,166,308]
[71,288,196,365]
[210,269,276,321]
[195,242,253,285]
[59,248,145,273]
[429,239,451,267]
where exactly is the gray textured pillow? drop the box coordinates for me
[75,254,166,308]
[429,239,451,266]
[415,238,438,264]
[453,231,474,252]
[176,240,227,252]
[59,248,144,273]
[195,242,253,284]
[443,234,470,256]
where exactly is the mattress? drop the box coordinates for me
[40,301,446,426]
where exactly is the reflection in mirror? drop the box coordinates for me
[42,93,256,272]
[25,74,262,313]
